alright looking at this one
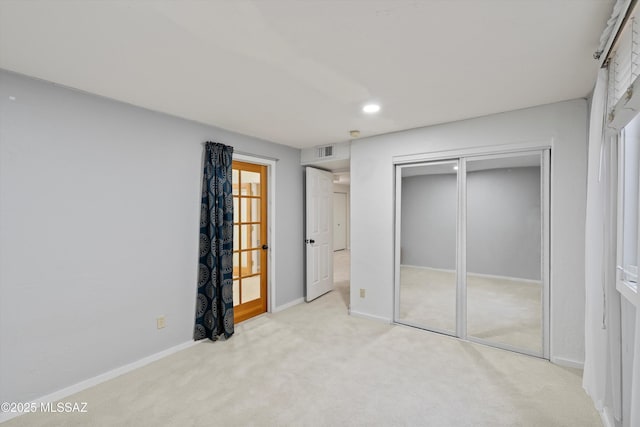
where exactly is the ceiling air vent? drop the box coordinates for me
[316,144,335,159]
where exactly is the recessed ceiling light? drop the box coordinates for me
[453,166,459,170]
[363,103,380,114]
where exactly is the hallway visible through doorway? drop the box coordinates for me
[334,250,350,309]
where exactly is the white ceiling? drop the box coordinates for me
[0,0,613,149]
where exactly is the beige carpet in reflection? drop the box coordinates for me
[4,252,599,427]
[399,266,542,354]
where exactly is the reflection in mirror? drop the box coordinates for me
[466,154,543,354]
[398,161,458,334]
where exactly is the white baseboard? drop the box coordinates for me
[400,264,455,273]
[550,356,584,370]
[467,271,541,285]
[400,265,541,284]
[349,309,392,324]
[272,297,304,313]
[0,340,200,424]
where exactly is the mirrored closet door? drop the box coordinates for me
[395,150,549,358]
[396,161,459,335]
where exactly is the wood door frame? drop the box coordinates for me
[233,153,276,314]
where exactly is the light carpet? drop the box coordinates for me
[4,251,600,426]
[399,266,542,354]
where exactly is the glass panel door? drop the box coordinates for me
[232,160,268,323]
[396,161,459,335]
[465,152,545,355]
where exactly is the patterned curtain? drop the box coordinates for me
[194,142,234,341]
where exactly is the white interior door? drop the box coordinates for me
[333,192,347,251]
[306,167,334,302]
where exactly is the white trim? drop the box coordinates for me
[232,153,277,312]
[272,297,305,313]
[550,356,584,369]
[548,141,556,362]
[393,164,403,323]
[615,131,640,309]
[457,157,467,338]
[542,149,551,359]
[349,310,393,324]
[392,140,553,165]
[0,340,200,424]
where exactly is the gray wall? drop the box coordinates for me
[400,167,541,280]
[467,167,541,280]
[350,100,588,365]
[0,70,304,404]
[401,173,457,270]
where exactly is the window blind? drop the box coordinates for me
[609,14,640,109]
[604,1,640,130]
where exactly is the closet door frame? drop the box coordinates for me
[393,142,551,359]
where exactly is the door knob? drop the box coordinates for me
[262,244,269,250]
[305,239,315,244]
